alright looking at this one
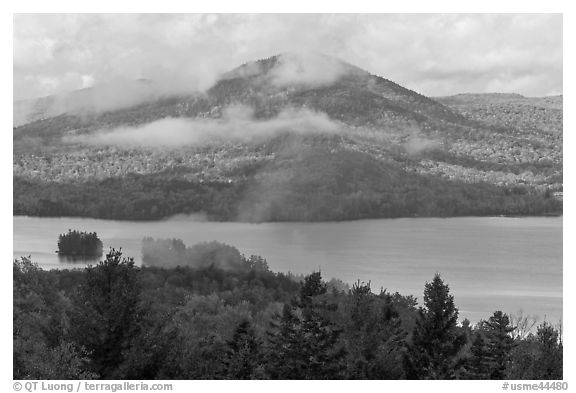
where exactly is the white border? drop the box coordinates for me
[3,4,573,392]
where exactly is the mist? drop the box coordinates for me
[63,105,342,147]
[403,135,442,156]
[142,237,247,270]
[270,52,350,87]
[14,52,352,128]
[14,78,195,127]
[13,52,351,127]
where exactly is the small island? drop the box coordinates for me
[57,229,103,257]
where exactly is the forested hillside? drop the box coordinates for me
[13,54,563,221]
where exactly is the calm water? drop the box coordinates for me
[13,215,562,323]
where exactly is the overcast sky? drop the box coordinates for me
[13,13,563,101]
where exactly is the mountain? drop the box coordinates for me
[13,53,470,139]
[13,53,563,221]
[13,78,161,127]
[434,93,562,135]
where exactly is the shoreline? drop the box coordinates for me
[12,212,564,225]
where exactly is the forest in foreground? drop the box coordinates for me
[14,241,563,380]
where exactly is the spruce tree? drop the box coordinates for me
[405,273,467,379]
[345,281,407,379]
[265,272,346,379]
[299,271,327,307]
[533,322,563,379]
[484,311,515,378]
[265,304,306,379]
[299,306,347,379]
[69,249,141,378]
[225,320,263,379]
[467,330,492,379]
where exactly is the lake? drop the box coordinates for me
[13,215,562,324]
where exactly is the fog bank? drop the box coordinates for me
[270,52,351,87]
[63,105,342,147]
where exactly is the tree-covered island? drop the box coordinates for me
[57,229,103,257]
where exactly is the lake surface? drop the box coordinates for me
[13,215,562,323]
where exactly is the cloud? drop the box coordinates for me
[270,52,350,87]
[63,105,342,147]
[403,135,442,156]
[14,79,172,126]
[13,14,562,103]
[142,237,246,270]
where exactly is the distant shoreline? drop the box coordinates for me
[12,212,563,224]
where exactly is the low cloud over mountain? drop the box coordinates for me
[64,105,342,148]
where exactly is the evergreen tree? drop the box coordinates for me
[299,271,327,307]
[299,306,347,379]
[345,281,407,379]
[69,249,141,378]
[405,273,467,379]
[118,304,178,380]
[266,272,346,379]
[265,304,306,379]
[484,311,516,378]
[225,320,263,379]
[533,322,563,379]
[467,330,492,379]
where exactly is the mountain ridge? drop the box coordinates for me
[13,53,563,222]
